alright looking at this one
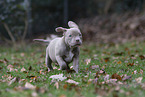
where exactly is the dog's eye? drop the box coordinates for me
[79,34,82,36]
[69,35,72,37]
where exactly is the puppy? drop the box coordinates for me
[34,21,82,73]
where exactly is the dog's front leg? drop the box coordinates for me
[73,55,79,73]
[56,56,67,70]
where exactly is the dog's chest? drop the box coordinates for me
[63,50,74,63]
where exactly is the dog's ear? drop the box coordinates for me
[68,21,79,28]
[55,27,67,32]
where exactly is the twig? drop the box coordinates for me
[22,19,28,40]
[3,37,12,44]
[3,23,16,44]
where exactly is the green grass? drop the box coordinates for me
[0,41,145,97]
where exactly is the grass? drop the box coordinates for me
[0,41,145,97]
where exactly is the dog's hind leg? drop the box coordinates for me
[46,50,53,70]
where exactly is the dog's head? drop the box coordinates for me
[55,21,82,47]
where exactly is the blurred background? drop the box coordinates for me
[0,0,145,46]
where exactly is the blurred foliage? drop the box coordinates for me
[0,0,27,40]
[0,0,145,41]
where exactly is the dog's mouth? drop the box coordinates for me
[69,42,82,47]
[75,43,81,46]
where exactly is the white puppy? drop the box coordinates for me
[34,21,82,73]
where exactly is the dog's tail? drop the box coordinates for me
[33,39,50,45]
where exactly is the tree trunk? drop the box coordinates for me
[25,0,32,39]
[104,0,114,14]
[64,0,68,26]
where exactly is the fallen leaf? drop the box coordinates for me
[0,60,4,63]
[139,69,143,74]
[26,75,35,78]
[122,76,132,81]
[54,82,59,89]
[36,87,46,93]
[31,91,38,97]
[88,79,94,84]
[59,94,66,97]
[66,69,75,73]
[111,73,122,80]
[90,65,99,69]
[104,74,110,81]
[99,70,105,74]
[109,79,117,83]
[115,86,120,91]
[53,66,58,69]
[30,76,37,80]
[127,62,134,66]
[135,77,143,83]
[20,53,25,57]
[104,57,110,62]
[85,58,91,65]
[21,67,26,72]
[65,79,79,85]
[4,58,9,63]
[49,74,67,81]
[25,82,36,89]
[7,65,14,69]
[28,66,32,70]
[133,70,137,74]
[95,87,108,96]
[63,84,68,89]
[70,66,73,69]
[118,81,123,85]
[93,78,98,84]
[8,77,17,85]
[114,52,124,56]
[139,55,145,60]
[0,67,2,70]
[117,61,122,64]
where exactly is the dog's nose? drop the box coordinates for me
[76,39,80,42]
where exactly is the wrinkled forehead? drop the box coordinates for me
[67,28,81,35]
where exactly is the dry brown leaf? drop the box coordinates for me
[63,84,68,89]
[59,94,66,97]
[36,87,46,93]
[127,62,134,66]
[111,73,122,80]
[4,58,9,63]
[104,57,110,62]
[117,61,122,64]
[28,66,32,70]
[139,55,145,60]
[114,52,124,56]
